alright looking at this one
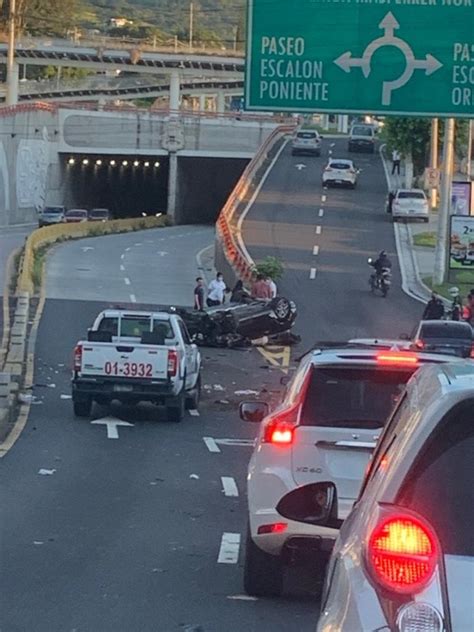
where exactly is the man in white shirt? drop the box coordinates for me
[391,149,401,175]
[267,276,277,298]
[207,272,227,307]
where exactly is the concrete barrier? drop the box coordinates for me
[17,215,170,294]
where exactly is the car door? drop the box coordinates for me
[177,319,200,389]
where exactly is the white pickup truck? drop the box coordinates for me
[72,309,201,422]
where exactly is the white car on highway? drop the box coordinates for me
[239,345,456,597]
[391,188,429,223]
[278,361,474,632]
[322,159,358,188]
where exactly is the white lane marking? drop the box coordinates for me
[316,225,322,235]
[218,533,241,564]
[319,208,324,217]
[203,437,221,453]
[120,254,125,260]
[313,245,320,256]
[322,194,327,202]
[310,267,317,279]
[330,142,336,148]
[189,409,200,417]
[215,438,255,447]
[227,595,258,602]
[90,417,134,439]
[130,294,137,303]
[125,247,131,252]
[134,243,142,246]
[120,265,125,272]
[124,278,131,286]
[221,477,239,497]
[328,149,333,156]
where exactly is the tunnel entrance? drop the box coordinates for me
[61,154,169,219]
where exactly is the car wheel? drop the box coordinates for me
[185,375,201,410]
[270,297,291,323]
[244,526,283,597]
[73,397,92,418]
[167,393,185,422]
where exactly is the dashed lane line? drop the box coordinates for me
[322,194,327,202]
[313,245,320,256]
[316,225,322,235]
[203,437,221,453]
[189,409,200,417]
[310,267,317,280]
[218,533,241,564]
[120,265,125,272]
[130,294,137,303]
[221,477,239,497]
[124,278,131,285]
[120,254,125,260]
[319,208,324,217]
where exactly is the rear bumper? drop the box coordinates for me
[72,376,179,401]
[392,212,428,220]
[323,176,355,186]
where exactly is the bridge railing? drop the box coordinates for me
[215,123,296,286]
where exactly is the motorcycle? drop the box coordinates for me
[368,258,392,297]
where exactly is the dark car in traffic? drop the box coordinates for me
[64,209,89,223]
[411,320,473,358]
[89,208,111,222]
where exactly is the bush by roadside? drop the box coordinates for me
[423,276,473,302]
[413,232,436,248]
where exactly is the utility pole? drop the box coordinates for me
[467,119,473,180]
[6,0,18,106]
[429,118,439,209]
[433,118,455,286]
[189,2,194,52]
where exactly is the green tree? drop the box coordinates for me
[383,117,430,176]
[1,0,84,36]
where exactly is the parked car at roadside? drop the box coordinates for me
[89,208,111,222]
[64,209,89,223]
[391,189,429,223]
[278,361,474,632]
[38,205,65,228]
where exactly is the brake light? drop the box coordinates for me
[74,344,82,371]
[367,514,438,594]
[257,523,287,535]
[414,339,424,350]
[377,352,419,366]
[167,350,178,377]
[263,406,298,445]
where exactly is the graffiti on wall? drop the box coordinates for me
[16,129,49,209]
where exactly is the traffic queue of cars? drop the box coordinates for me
[38,206,111,227]
[239,339,473,631]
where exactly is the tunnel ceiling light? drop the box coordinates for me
[96,159,102,166]
[68,158,75,165]
[133,160,140,167]
[122,160,128,166]
[82,159,89,165]
[110,160,116,166]
[144,161,150,167]
[154,161,160,168]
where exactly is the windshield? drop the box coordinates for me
[351,126,373,136]
[296,132,317,139]
[90,210,108,218]
[300,367,414,428]
[398,191,425,200]
[330,162,351,170]
[43,207,63,214]
[420,323,472,339]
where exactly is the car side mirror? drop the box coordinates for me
[367,257,373,264]
[276,482,342,529]
[239,401,269,423]
[399,333,410,340]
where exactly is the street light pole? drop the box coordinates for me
[6,0,19,106]
[433,118,455,286]
[467,119,473,180]
[189,2,194,52]
[429,118,438,209]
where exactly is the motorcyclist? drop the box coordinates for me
[371,250,392,277]
[422,292,445,320]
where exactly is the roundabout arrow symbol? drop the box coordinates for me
[333,11,443,105]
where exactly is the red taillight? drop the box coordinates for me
[257,523,287,535]
[368,514,438,594]
[470,344,474,359]
[167,350,178,377]
[414,339,425,350]
[263,404,299,445]
[377,351,419,366]
[74,344,82,371]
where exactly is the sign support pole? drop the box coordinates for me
[433,118,455,286]
[429,118,438,210]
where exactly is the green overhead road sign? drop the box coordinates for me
[245,0,474,117]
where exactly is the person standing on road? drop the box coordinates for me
[207,272,227,307]
[391,149,401,175]
[194,277,206,311]
[422,292,445,320]
[251,274,272,300]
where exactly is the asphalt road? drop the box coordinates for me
[243,139,422,345]
[1,142,424,632]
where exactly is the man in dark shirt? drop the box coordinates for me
[194,277,205,311]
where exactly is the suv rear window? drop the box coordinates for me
[300,367,414,429]
[296,132,317,139]
[329,162,351,170]
[398,191,425,200]
[420,323,472,339]
[351,126,373,137]
[397,400,474,555]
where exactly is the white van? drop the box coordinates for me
[348,124,376,153]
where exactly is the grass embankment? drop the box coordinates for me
[413,232,436,248]
[424,276,474,301]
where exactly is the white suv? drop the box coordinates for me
[239,345,457,597]
[291,130,322,156]
[322,159,358,188]
[278,361,474,632]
